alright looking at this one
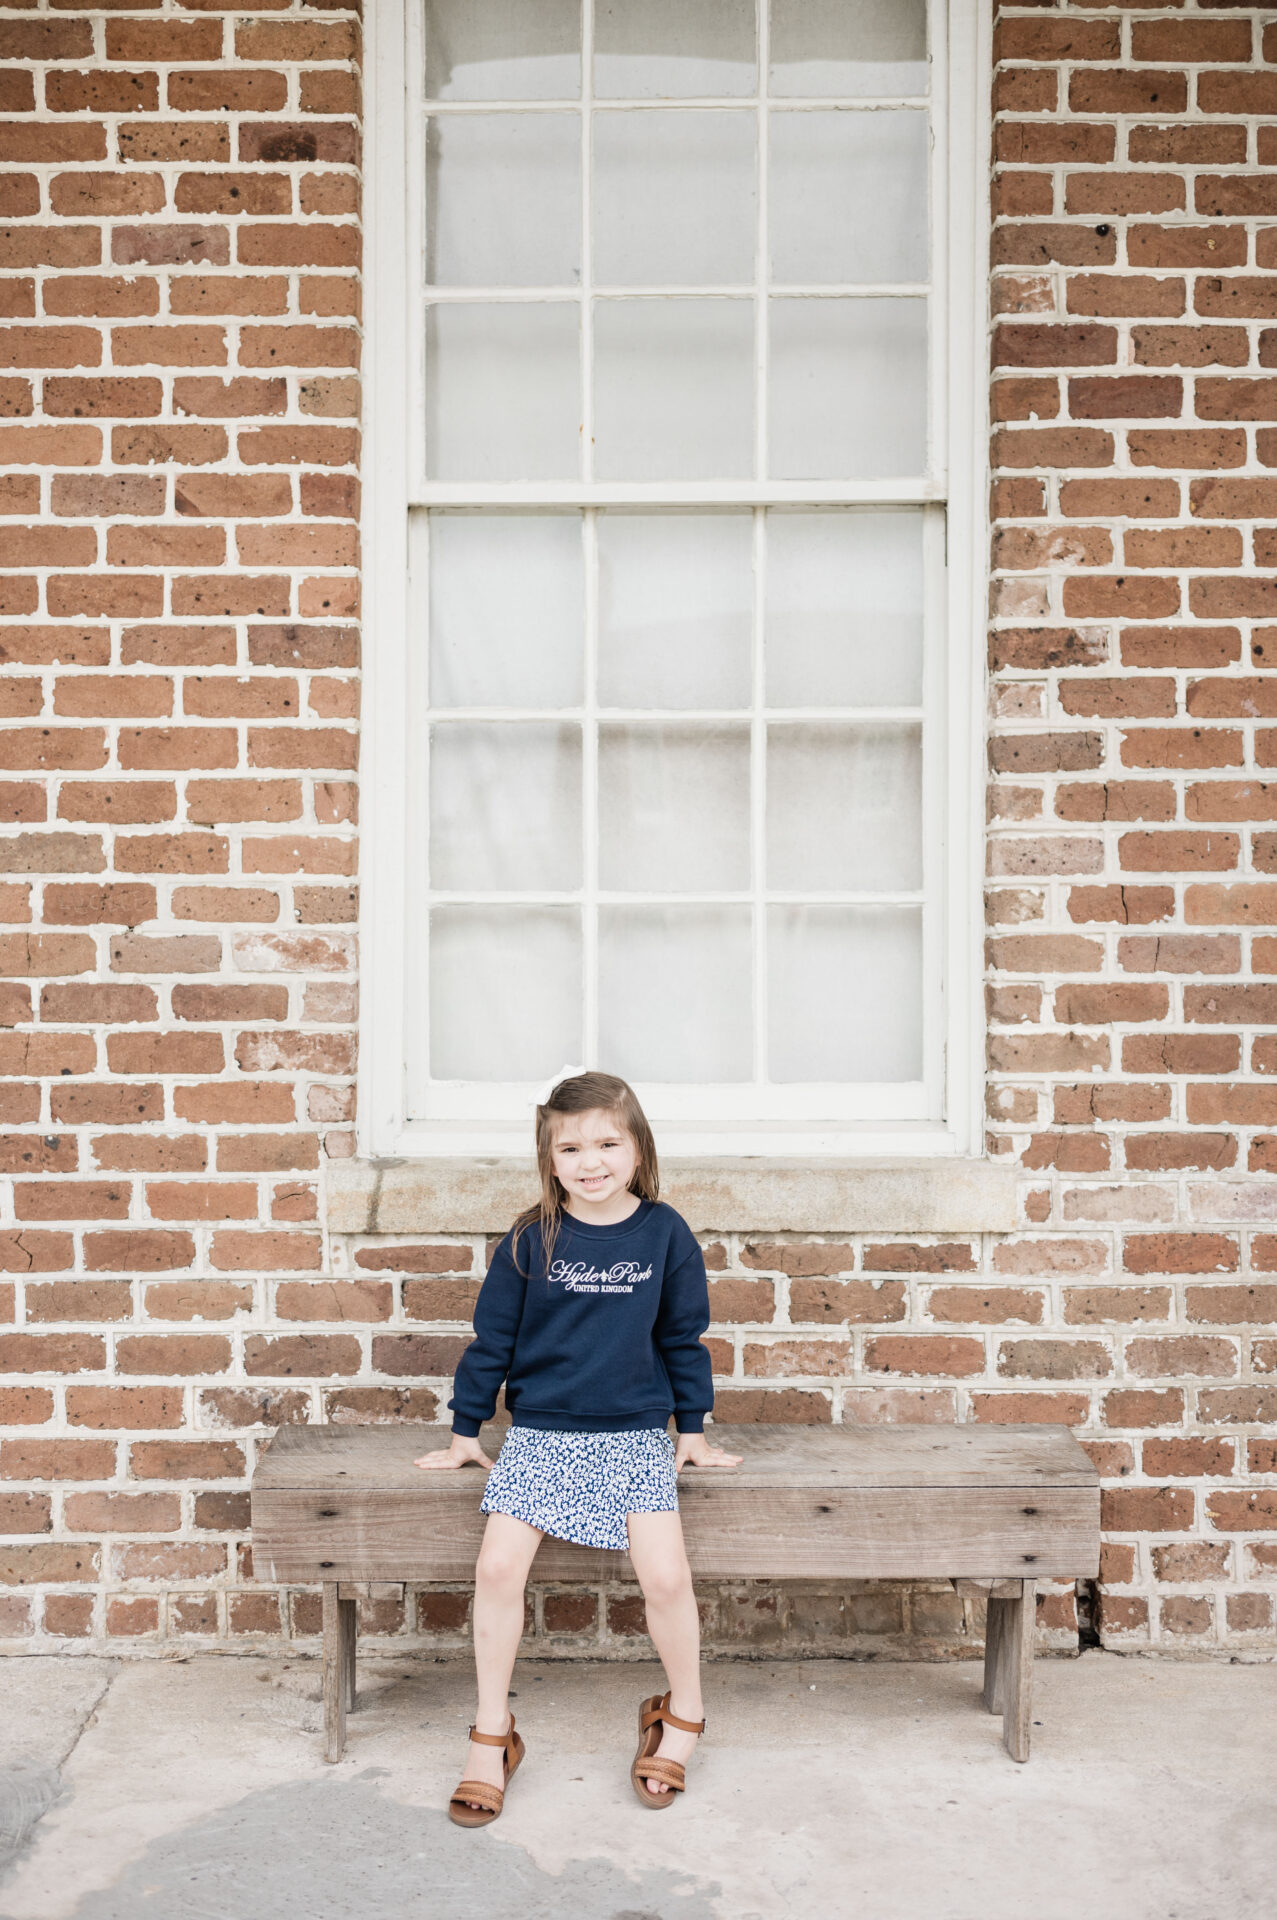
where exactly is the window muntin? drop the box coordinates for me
[399,0,961,1144]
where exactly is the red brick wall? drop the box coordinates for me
[987,1,1277,1647]
[0,0,363,1646]
[1,2,1275,1658]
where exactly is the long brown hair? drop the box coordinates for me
[511,1071,659,1278]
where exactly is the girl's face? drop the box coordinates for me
[549,1108,639,1214]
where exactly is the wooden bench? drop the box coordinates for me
[250,1421,1099,1766]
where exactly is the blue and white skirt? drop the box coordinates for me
[480,1425,679,1552]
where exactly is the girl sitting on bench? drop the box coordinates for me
[416,1069,741,1826]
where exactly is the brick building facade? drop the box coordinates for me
[2,0,1276,1659]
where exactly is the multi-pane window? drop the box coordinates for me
[384,0,976,1151]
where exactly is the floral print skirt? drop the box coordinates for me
[480,1425,679,1552]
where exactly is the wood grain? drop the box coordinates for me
[254,1422,1100,1491]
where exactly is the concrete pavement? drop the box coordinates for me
[1,1649,1274,1920]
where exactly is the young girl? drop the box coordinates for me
[416,1069,741,1827]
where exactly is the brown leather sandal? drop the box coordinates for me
[448,1717,525,1829]
[631,1691,705,1809]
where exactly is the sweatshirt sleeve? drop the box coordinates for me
[653,1234,713,1435]
[447,1232,527,1438]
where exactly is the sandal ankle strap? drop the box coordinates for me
[468,1719,515,1748]
[650,1692,706,1735]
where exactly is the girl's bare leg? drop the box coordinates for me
[626,1510,703,1794]
[458,1511,543,1809]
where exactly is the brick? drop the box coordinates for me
[0,1231,74,1274]
[276,1280,391,1323]
[66,1387,183,1431]
[975,1392,1092,1427]
[1123,1234,1238,1276]
[928,1287,1043,1325]
[243,1333,359,1377]
[141,1283,250,1322]
[211,1231,321,1272]
[111,1543,226,1581]
[0,1544,99,1586]
[1187,984,1277,1024]
[116,1335,230,1376]
[322,1387,438,1425]
[26,1280,131,1324]
[197,1387,310,1430]
[92,1136,207,1176]
[216,1133,319,1172]
[1120,833,1238,874]
[863,1336,984,1378]
[172,984,288,1024]
[743,1340,851,1377]
[1124,1034,1240,1074]
[1101,1487,1195,1533]
[105,1597,158,1636]
[175,1083,294,1126]
[710,1390,831,1425]
[401,1278,481,1319]
[1206,1490,1277,1533]
[168,72,288,116]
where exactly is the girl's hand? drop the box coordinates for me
[674,1431,743,1472]
[414,1434,493,1471]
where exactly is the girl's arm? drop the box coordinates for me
[414,1233,526,1469]
[655,1242,742,1469]
[653,1240,716,1436]
[449,1233,526,1434]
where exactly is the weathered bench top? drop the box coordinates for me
[256,1421,1098,1490]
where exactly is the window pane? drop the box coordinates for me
[424,0,581,101]
[765,511,924,707]
[427,114,580,288]
[593,110,755,287]
[429,514,583,708]
[430,723,581,890]
[599,724,751,892]
[768,906,922,1082]
[598,513,752,710]
[426,303,580,480]
[431,908,581,1078]
[769,110,928,286]
[767,723,922,891]
[769,0,928,99]
[768,297,926,480]
[594,299,754,479]
[594,0,756,99]
[600,907,752,1081]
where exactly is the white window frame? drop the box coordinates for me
[361,0,990,1161]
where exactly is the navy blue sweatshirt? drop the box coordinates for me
[448,1199,713,1438]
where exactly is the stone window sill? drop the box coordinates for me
[326,1158,1018,1237]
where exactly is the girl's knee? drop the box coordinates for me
[475,1542,529,1595]
[640,1560,694,1610]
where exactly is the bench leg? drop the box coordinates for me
[982,1595,1008,1714]
[322,1581,356,1763]
[1000,1578,1036,1764]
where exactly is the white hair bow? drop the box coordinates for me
[528,1063,587,1110]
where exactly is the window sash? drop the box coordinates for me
[403,501,946,1122]
[406,0,949,502]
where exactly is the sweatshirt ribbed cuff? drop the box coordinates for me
[674,1412,706,1434]
[450,1414,482,1439]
